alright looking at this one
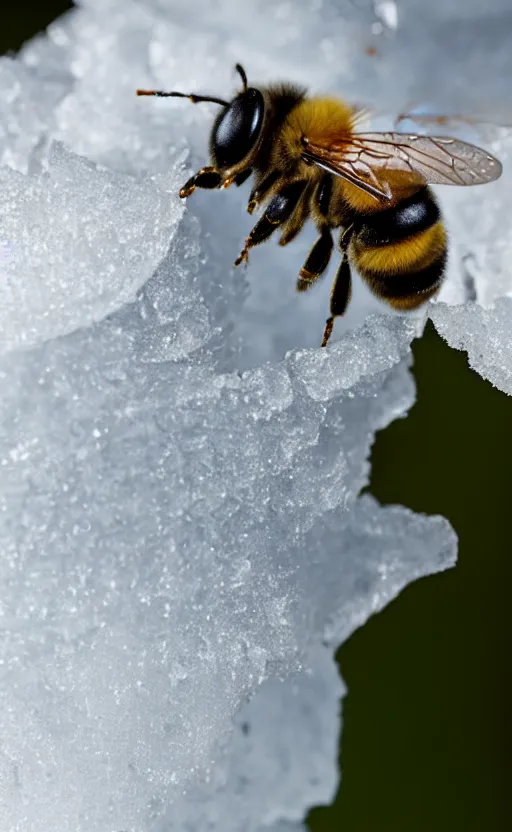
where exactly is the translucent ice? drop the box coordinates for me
[374,1,398,32]
[0,142,182,352]
[431,298,512,394]
[158,501,455,832]
[428,129,512,392]
[0,293,456,832]
[4,0,512,830]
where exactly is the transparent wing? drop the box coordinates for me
[394,113,482,130]
[394,112,512,143]
[301,132,502,201]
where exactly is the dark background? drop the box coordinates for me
[3,3,511,830]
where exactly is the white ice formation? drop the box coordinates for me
[1,0,510,830]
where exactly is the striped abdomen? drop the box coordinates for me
[350,187,447,310]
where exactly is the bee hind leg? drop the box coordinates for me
[321,255,352,347]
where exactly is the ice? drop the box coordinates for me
[0,295,455,832]
[424,125,512,391]
[431,298,512,394]
[374,1,398,32]
[0,146,453,831]
[0,142,182,353]
[0,56,66,174]
[5,0,512,830]
[158,500,455,832]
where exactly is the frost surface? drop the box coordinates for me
[431,298,512,394]
[1,287,457,832]
[4,0,512,830]
[0,143,181,352]
[430,128,512,391]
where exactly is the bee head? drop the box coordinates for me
[210,65,265,170]
[136,64,264,173]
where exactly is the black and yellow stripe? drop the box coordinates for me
[350,187,447,310]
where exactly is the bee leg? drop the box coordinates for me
[179,167,223,198]
[234,168,253,187]
[321,256,352,347]
[279,190,312,247]
[221,169,254,190]
[247,170,280,214]
[234,180,307,266]
[320,222,355,341]
[296,227,333,292]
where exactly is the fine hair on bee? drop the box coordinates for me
[137,64,502,347]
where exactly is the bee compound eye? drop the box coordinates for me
[211,89,265,169]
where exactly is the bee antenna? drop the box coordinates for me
[235,63,248,92]
[136,89,229,107]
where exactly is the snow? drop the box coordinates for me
[1,278,455,832]
[431,298,512,394]
[430,130,512,393]
[374,1,398,32]
[2,0,511,829]
[0,143,182,353]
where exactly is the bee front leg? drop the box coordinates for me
[234,180,306,266]
[180,167,252,198]
[179,167,223,198]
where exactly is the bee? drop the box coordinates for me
[137,64,502,347]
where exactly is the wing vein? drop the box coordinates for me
[302,128,501,197]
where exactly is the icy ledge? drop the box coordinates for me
[0,259,457,831]
[431,298,512,395]
[0,143,457,832]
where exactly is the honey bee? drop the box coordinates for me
[137,64,502,347]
